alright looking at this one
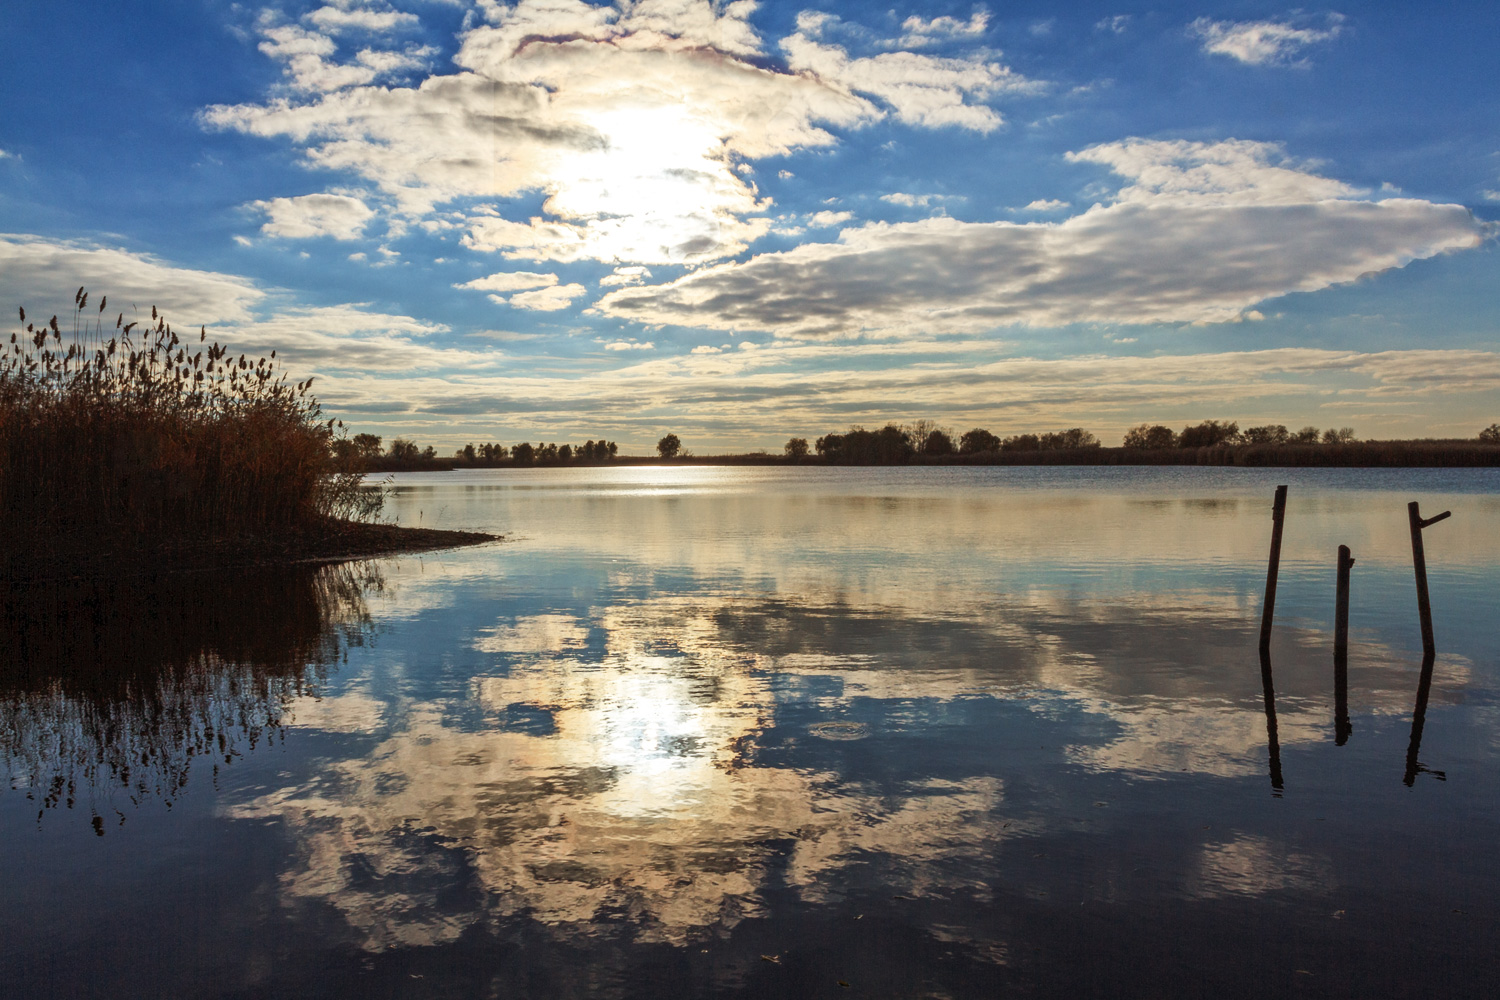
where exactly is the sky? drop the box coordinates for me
[1,0,1497,452]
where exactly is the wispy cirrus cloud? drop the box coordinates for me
[304,5,420,35]
[597,139,1481,337]
[1190,14,1345,67]
[894,10,989,48]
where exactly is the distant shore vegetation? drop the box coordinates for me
[358,418,1500,471]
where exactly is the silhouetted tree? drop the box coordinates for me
[460,443,477,463]
[1179,420,1239,448]
[1480,424,1500,443]
[1001,433,1040,452]
[352,433,383,460]
[785,437,810,459]
[1240,425,1290,445]
[1122,424,1177,449]
[958,428,1000,454]
[1038,428,1100,450]
[901,419,939,454]
[1322,427,1356,445]
[558,443,573,462]
[657,433,682,459]
[1290,426,1320,444]
[511,442,535,465]
[922,429,954,456]
[816,432,845,459]
[388,438,419,461]
[537,442,558,463]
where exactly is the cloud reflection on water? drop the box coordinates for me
[227,574,1455,953]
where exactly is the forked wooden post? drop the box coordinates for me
[1258,485,1289,655]
[1407,501,1451,659]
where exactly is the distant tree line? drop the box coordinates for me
[1121,420,1358,449]
[335,421,1500,472]
[336,433,619,471]
[788,422,1101,464]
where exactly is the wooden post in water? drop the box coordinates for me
[1407,501,1451,660]
[1334,546,1354,745]
[1334,545,1354,659]
[1258,485,1289,656]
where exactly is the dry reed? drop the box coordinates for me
[0,289,374,553]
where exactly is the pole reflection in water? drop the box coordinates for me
[1404,652,1446,787]
[1258,649,1284,794]
[0,562,381,829]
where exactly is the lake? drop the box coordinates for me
[4,466,1499,998]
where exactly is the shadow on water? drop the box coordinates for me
[0,562,382,831]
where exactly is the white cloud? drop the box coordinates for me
[1096,15,1130,34]
[896,11,989,48]
[305,6,420,34]
[0,233,264,325]
[598,265,653,287]
[1482,189,1500,203]
[596,139,1482,337]
[1020,199,1069,212]
[255,18,431,91]
[0,148,13,160]
[456,270,559,293]
[1068,138,1358,205]
[781,27,1038,134]
[252,192,375,239]
[208,1,1040,265]
[207,0,881,265]
[881,192,957,208]
[808,210,853,228]
[509,282,587,311]
[603,339,654,350]
[1190,15,1344,66]
[777,169,794,180]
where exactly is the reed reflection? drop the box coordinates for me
[0,563,381,829]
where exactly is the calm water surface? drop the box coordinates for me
[4,466,1499,998]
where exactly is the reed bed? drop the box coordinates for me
[0,288,371,556]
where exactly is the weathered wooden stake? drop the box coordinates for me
[1334,544,1354,745]
[1407,501,1451,660]
[1334,545,1354,659]
[1258,485,1289,655]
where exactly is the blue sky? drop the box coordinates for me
[2,0,1497,451]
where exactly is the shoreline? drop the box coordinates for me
[365,440,1500,473]
[1,519,501,583]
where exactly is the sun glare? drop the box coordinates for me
[546,103,763,263]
